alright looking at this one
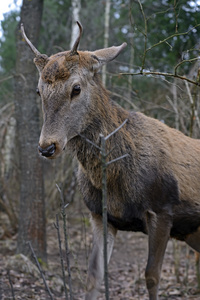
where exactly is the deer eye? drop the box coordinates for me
[71,85,81,98]
[36,87,40,96]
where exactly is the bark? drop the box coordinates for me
[3,116,16,178]
[128,34,134,101]
[172,79,179,130]
[102,0,111,86]
[15,0,46,262]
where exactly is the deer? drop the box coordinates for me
[21,22,200,300]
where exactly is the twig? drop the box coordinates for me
[56,184,73,300]
[54,214,69,300]
[174,57,199,76]
[105,119,128,140]
[7,270,15,300]
[99,120,129,300]
[184,245,190,288]
[100,134,110,300]
[0,276,2,300]
[195,252,200,289]
[0,102,14,115]
[79,133,101,150]
[106,154,129,166]
[105,146,116,158]
[120,71,200,86]
[110,91,138,110]
[82,213,89,271]
[173,240,180,283]
[137,0,148,72]
[0,75,13,83]
[173,0,179,33]
[28,242,54,300]
[146,24,200,54]
[127,1,200,87]
[184,79,200,136]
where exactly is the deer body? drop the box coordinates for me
[74,109,200,236]
[21,23,200,300]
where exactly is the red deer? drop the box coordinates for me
[21,22,200,300]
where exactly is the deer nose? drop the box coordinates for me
[38,143,56,157]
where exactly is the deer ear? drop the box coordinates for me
[91,43,127,71]
[34,55,49,73]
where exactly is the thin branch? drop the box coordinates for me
[146,24,200,53]
[7,270,15,300]
[131,0,200,86]
[0,75,13,83]
[185,80,196,106]
[0,102,13,115]
[105,119,128,140]
[195,252,200,289]
[110,91,138,110]
[79,133,101,150]
[28,242,54,300]
[174,57,199,76]
[120,71,200,86]
[106,154,129,166]
[137,0,148,71]
[166,95,178,114]
[146,6,172,22]
[99,120,129,300]
[173,0,179,34]
[0,276,2,300]
[100,134,110,300]
[56,184,73,300]
[54,214,69,300]
[184,80,200,133]
[105,146,116,158]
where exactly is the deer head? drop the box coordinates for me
[21,22,127,158]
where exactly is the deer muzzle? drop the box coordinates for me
[38,143,56,157]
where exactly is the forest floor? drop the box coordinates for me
[0,199,200,300]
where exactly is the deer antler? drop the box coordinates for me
[70,21,83,55]
[21,23,41,57]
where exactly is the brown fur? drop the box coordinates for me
[22,25,200,300]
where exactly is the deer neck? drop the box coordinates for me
[68,93,130,189]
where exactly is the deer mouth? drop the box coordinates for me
[38,143,56,158]
[38,138,67,159]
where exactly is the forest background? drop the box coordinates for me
[0,0,200,299]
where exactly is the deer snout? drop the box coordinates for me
[38,143,56,157]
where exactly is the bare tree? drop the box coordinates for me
[102,0,111,86]
[14,0,46,261]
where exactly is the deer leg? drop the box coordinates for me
[185,226,200,253]
[85,213,117,300]
[145,210,172,300]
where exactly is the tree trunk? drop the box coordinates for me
[102,0,111,86]
[70,0,81,49]
[15,0,46,262]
